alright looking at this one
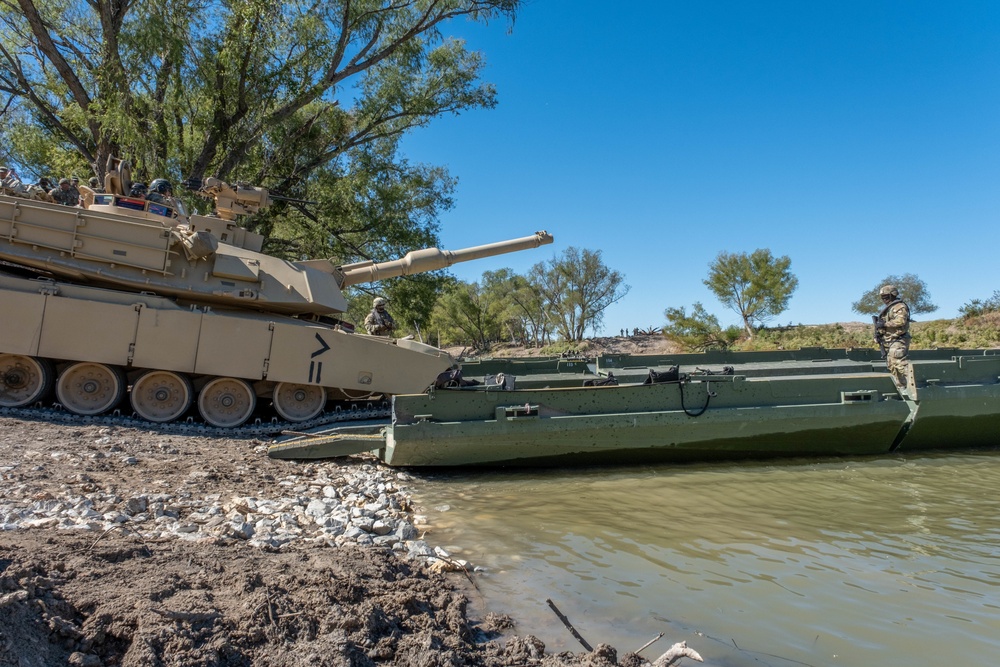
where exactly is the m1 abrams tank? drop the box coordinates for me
[0,172,553,428]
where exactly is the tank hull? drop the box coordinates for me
[0,272,450,408]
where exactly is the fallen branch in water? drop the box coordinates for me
[545,598,593,652]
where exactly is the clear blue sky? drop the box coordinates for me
[400,1,1000,334]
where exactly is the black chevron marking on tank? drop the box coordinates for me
[311,333,331,358]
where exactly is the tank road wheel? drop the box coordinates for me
[0,355,54,408]
[130,371,193,423]
[55,362,126,415]
[272,383,328,422]
[197,377,256,428]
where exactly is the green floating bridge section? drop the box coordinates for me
[269,348,1000,467]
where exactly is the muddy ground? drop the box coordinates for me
[0,417,666,667]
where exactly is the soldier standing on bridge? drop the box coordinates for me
[875,284,911,387]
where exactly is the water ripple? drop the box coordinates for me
[412,451,1000,666]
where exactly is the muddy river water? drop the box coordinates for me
[409,450,1000,666]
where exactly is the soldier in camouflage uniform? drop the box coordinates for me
[875,284,911,386]
[0,166,15,192]
[364,297,396,336]
[49,178,79,206]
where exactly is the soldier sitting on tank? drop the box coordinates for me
[145,178,174,206]
[88,176,104,193]
[364,297,396,336]
[49,178,80,206]
[0,166,14,191]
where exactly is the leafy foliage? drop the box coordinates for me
[531,247,630,342]
[429,247,629,349]
[736,318,1000,353]
[703,249,798,338]
[958,290,1000,319]
[430,275,510,351]
[852,273,938,315]
[662,303,742,351]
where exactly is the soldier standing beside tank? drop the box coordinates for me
[874,284,911,386]
[364,297,396,336]
[49,178,79,206]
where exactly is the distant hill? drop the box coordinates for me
[445,313,1000,358]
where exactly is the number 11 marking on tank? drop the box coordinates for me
[309,333,331,384]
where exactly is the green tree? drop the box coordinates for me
[704,249,798,338]
[506,271,552,347]
[2,0,519,184]
[430,277,508,352]
[852,274,938,315]
[532,247,630,342]
[663,303,742,351]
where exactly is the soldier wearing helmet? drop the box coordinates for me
[874,284,911,386]
[146,178,174,204]
[50,178,80,206]
[364,297,396,336]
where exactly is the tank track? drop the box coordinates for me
[0,401,390,439]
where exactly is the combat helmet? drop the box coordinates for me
[130,182,148,197]
[879,285,898,298]
[149,178,173,196]
[373,297,388,308]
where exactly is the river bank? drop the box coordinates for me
[0,417,690,666]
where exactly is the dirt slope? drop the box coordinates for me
[0,417,660,667]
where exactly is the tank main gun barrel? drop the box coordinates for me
[336,231,554,288]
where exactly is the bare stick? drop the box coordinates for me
[87,523,151,556]
[635,632,664,654]
[545,598,593,652]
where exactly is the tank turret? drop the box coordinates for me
[0,182,554,428]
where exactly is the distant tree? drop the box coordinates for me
[532,247,630,342]
[430,278,508,352]
[852,274,938,315]
[958,290,1000,319]
[663,303,742,351]
[475,269,551,347]
[704,249,798,338]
